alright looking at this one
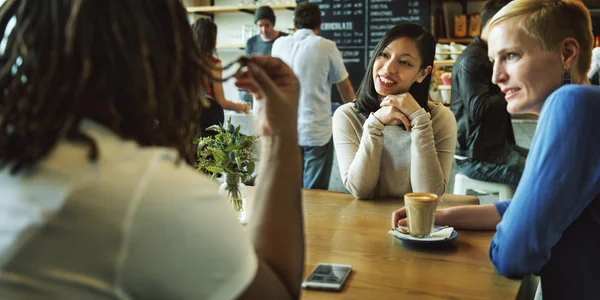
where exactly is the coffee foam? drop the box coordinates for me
[405,193,437,203]
[404,193,438,237]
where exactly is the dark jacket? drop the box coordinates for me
[450,37,515,163]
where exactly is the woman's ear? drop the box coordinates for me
[416,65,433,83]
[560,37,580,68]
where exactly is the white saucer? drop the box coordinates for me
[388,226,458,244]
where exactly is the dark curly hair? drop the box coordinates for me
[0,0,212,174]
[355,23,435,116]
[294,2,321,30]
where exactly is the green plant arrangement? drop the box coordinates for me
[196,118,259,215]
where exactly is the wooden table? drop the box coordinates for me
[280,189,521,299]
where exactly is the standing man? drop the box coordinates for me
[239,6,288,106]
[451,0,527,189]
[272,2,355,190]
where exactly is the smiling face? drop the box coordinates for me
[488,21,563,115]
[372,37,430,98]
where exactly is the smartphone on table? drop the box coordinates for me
[301,263,352,291]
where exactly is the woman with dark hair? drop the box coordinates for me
[332,23,456,199]
[0,1,303,299]
[192,18,250,114]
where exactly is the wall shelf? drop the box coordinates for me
[434,59,455,67]
[435,51,462,55]
[187,3,296,15]
[437,37,473,44]
[217,43,245,50]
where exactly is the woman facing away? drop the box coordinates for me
[0,1,303,299]
[332,23,457,199]
[192,18,251,114]
[393,1,600,298]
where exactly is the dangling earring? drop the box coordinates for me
[563,68,571,85]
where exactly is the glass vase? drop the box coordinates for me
[219,173,247,224]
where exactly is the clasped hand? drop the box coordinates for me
[373,93,421,131]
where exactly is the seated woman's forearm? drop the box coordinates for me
[338,115,385,199]
[343,173,375,199]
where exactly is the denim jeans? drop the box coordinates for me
[301,138,334,190]
[456,145,528,189]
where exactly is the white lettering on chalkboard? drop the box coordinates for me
[408,8,420,15]
[370,11,392,17]
[321,22,354,31]
[371,16,421,23]
[370,24,395,31]
[341,50,361,63]
[342,50,360,57]
[370,4,388,10]
[343,57,361,63]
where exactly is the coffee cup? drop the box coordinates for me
[404,192,438,238]
[440,72,452,85]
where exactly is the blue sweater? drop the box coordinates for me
[491,85,600,299]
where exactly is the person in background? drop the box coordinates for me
[0,1,304,299]
[333,24,456,199]
[587,46,600,84]
[393,1,599,298]
[239,6,288,107]
[272,2,355,190]
[192,18,250,114]
[450,0,528,189]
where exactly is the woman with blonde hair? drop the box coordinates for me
[393,1,599,298]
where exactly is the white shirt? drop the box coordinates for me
[272,29,349,146]
[0,121,257,300]
[588,47,600,79]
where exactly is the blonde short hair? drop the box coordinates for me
[487,0,593,77]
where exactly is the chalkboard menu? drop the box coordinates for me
[313,0,430,103]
